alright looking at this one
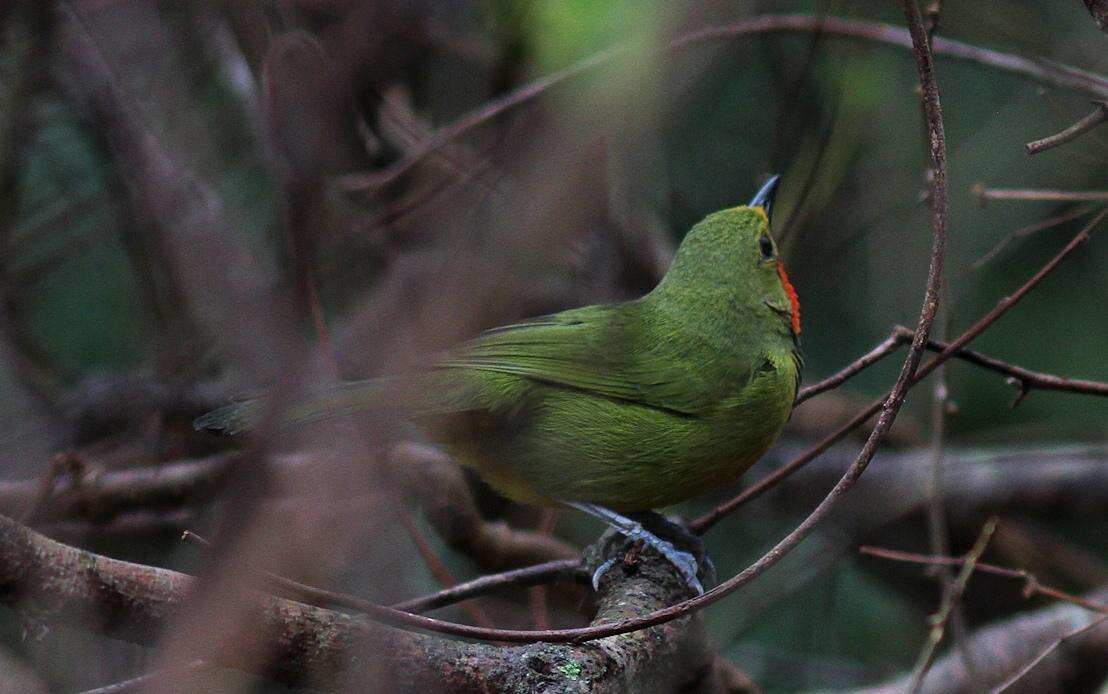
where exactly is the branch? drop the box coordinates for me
[856,585,1108,693]
[184,529,586,619]
[0,453,241,525]
[859,545,1108,615]
[393,559,584,614]
[0,514,710,691]
[1026,100,1108,154]
[340,13,1108,191]
[908,518,997,693]
[974,186,1108,203]
[991,616,1108,692]
[909,328,1108,402]
[797,324,1108,405]
[393,444,579,570]
[967,203,1097,272]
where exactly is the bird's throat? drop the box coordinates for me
[776,263,801,335]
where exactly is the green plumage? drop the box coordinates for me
[197,204,802,512]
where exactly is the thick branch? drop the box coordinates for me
[0,454,241,524]
[393,444,579,570]
[0,514,708,692]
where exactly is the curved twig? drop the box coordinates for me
[1026,100,1108,154]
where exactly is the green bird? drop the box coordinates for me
[197,176,802,593]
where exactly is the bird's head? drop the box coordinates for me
[655,175,801,341]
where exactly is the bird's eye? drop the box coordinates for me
[758,235,774,260]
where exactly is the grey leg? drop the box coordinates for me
[567,502,705,595]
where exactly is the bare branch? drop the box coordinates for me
[859,545,1108,614]
[990,616,1108,692]
[797,324,1108,406]
[341,13,1108,192]
[908,518,997,693]
[968,204,1096,272]
[1026,100,1108,154]
[974,186,1108,203]
[856,586,1108,693]
[393,559,585,615]
[393,444,580,570]
[0,513,710,691]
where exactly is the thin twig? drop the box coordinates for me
[974,186,1108,204]
[1026,100,1108,154]
[925,1,942,42]
[75,661,209,694]
[395,505,496,628]
[796,321,1108,405]
[989,615,1108,693]
[339,13,1108,192]
[795,330,906,403]
[923,286,979,682]
[908,517,998,693]
[968,203,1096,272]
[392,559,584,614]
[689,196,1107,536]
[528,508,560,629]
[858,545,1108,614]
[182,530,387,616]
[186,529,584,618]
[912,329,1108,403]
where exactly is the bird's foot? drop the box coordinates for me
[571,504,714,596]
[590,529,705,595]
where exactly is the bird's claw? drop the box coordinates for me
[591,529,706,595]
[591,557,619,591]
[573,504,713,596]
[656,544,705,596]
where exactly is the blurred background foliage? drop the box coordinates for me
[1,1,1106,691]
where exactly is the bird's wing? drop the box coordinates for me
[437,305,722,417]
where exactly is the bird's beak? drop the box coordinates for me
[749,174,781,218]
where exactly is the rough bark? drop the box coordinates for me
[0,513,709,692]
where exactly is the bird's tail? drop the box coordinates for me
[193,374,469,435]
[193,398,263,435]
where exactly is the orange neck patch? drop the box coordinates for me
[776,263,801,335]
